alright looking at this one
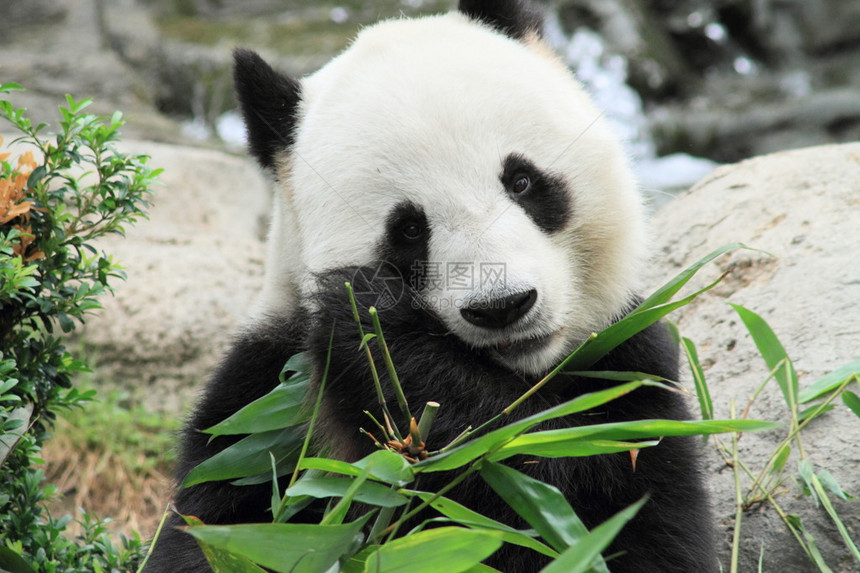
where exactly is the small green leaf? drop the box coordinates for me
[294,451,414,488]
[796,462,860,564]
[0,545,38,573]
[181,515,268,573]
[842,391,860,419]
[26,165,47,188]
[57,311,75,333]
[817,470,852,501]
[785,514,833,572]
[564,370,674,384]
[359,332,377,350]
[280,352,310,382]
[363,527,505,573]
[352,449,414,486]
[342,545,379,573]
[0,378,19,395]
[797,403,835,423]
[770,443,791,476]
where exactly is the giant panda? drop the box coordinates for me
[145,1,716,571]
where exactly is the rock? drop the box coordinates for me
[644,143,860,571]
[555,0,692,97]
[1,0,185,143]
[75,141,271,414]
[0,0,67,38]
[650,87,860,162]
[755,0,860,55]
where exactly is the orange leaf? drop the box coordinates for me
[18,151,36,171]
[0,202,31,224]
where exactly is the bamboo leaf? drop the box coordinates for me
[842,391,860,419]
[798,462,860,564]
[785,514,833,572]
[203,378,309,437]
[798,360,860,403]
[181,515,267,573]
[539,497,647,573]
[362,527,505,573]
[359,332,377,350]
[298,450,414,486]
[284,476,407,508]
[492,419,777,461]
[770,443,791,476]
[798,403,835,423]
[412,492,559,558]
[681,336,713,421]
[415,382,644,473]
[183,514,372,573]
[352,449,414,486]
[560,272,728,373]
[636,243,748,311]
[182,427,304,487]
[489,438,658,461]
[563,371,674,383]
[343,545,379,573]
[817,469,853,501]
[279,352,310,382]
[480,461,608,573]
[730,303,798,410]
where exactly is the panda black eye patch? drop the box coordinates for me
[500,153,571,234]
[380,201,430,274]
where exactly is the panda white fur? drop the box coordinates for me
[146,1,716,571]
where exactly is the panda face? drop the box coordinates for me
[242,12,647,375]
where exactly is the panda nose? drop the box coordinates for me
[460,289,538,329]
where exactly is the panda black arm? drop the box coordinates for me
[144,315,306,573]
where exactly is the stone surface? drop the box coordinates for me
[643,143,860,572]
[74,141,271,413]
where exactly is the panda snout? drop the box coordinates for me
[460,289,537,329]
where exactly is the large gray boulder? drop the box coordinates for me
[644,143,860,571]
[77,141,270,412]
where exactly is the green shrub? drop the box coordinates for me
[0,83,157,572]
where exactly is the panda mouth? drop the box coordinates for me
[492,332,556,357]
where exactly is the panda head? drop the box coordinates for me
[235,0,648,376]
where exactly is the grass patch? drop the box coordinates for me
[41,385,179,539]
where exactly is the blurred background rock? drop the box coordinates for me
[3,0,859,195]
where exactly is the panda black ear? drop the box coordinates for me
[233,48,302,172]
[458,0,543,40]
